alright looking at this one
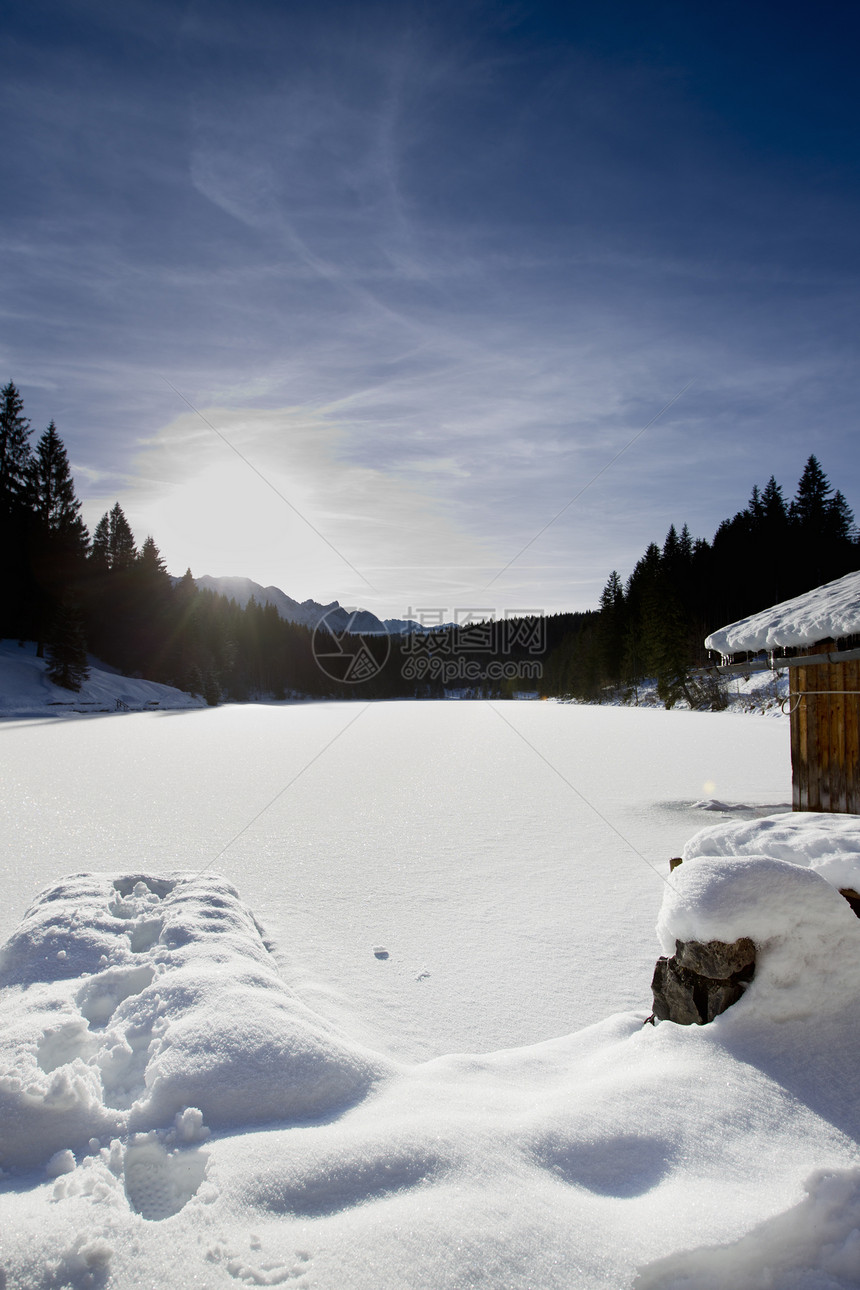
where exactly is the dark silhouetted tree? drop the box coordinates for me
[0,381,32,514]
[108,502,137,570]
[46,599,90,692]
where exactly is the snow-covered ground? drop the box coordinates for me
[0,701,791,1055]
[0,640,205,717]
[4,695,860,1288]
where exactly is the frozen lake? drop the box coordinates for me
[0,700,791,1061]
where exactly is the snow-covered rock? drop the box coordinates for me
[658,853,860,1024]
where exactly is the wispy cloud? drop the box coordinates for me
[4,0,860,614]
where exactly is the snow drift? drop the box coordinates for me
[4,810,860,1288]
[0,872,389,1174]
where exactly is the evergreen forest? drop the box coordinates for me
[2,380,858,707]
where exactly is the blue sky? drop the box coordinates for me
[3,0,859,617]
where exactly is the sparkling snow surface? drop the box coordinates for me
[6,702,860,1289]
[704,568,860,655]
[0,702,791,1058]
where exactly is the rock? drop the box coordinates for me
[651,938,756,1026]
[839,888,860,918]
[651,957,702,1025]
[675,937,755,980]
[668,857,683,872]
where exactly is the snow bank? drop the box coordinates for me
[0,872,390,1173]
[683,810,860,891]
[0,640,205,717]
[637,1167,860,1289]
[704,569,860,655]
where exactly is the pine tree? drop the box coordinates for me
[27,422,88,545]
[80,503,137,668]
[108,502,137,570]
[747,484,763,523]
[0,381,32,514]
[757,475,789,605]
[789,456,858,592]
[169,569,204,693]
[90,513,111,571]
[203,671,222,706]
[761,476,787,525]
[826,490,855,543]
[17,422,89,655]
[87,505,136,571]
[648,590,694,709]
[597,570,625,685]
[127,536,174,678]
[661,524,681,575]
[46,599,90,692]
[0,383,35,637]
[790,455,832,530]
[137,535,169,580]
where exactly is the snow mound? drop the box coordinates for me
[636,1167,860,1289]
[0,872,390,1172]
[704,569,860,656]
[658,854,860,1023]
[683,811,860,891]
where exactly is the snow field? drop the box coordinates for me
[0,701,792,1058]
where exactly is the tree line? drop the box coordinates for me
[544,455,860,706]
[0,379,549,702]
[0,382,333,699]
[2,378,857,706]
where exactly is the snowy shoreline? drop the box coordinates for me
[0,640,206,718]
[559,668,789,719]
[0,638,789,720]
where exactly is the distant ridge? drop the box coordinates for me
[194,575,433,635]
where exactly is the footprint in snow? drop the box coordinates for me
[373,946,389,960]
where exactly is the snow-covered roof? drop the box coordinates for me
[705,569,860,656]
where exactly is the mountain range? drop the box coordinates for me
[194,576,435,636]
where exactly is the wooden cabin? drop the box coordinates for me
[705,571,860,814]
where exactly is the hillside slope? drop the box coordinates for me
[0,641,205,717]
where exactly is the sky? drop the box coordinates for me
[3,0,860,619]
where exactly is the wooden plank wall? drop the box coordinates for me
[790,651,860,812]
